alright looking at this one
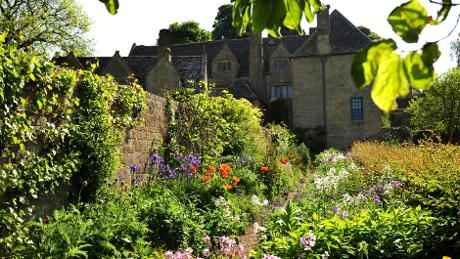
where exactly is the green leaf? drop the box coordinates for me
[352,40,411,112]
[284,0,304,29]
[388,0,429,43]
[435,0,452,23]
[304,0,322,23]
[253,0,273,32]
[99,0,119,15]
[403,42,440,90]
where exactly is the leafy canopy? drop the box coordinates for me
[0,0,92,55]
[407,68,460,142]
[160,21,211,45]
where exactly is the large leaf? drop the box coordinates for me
[304,0,322,23]
[403,42,440,90]
[388,0,429,43]
[435,0,452,23]
[372,50,410,111]
[99,0,119,15]
[284,0,304,30]
[352,40,410,112]
[253,0,273,32]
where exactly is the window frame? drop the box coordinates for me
[350,96,364,122]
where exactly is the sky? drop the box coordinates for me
[76,0,460,74]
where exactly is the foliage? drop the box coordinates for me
[0,0,92,55]
[256,143,460,258]
[166,86,267,165]
[260,206,437,259]
[407,68,460,143]
[212,4,249,40]
[136,183,207,252]
[0,39,145,255]
[162,21,211,45]
[357,26,382,41]
[16,193,151,258]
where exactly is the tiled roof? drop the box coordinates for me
[330,10,371,53]
[295,10,371,56]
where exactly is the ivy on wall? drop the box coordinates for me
[0,34,146,255]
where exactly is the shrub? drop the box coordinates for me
[166,86,267,164]
[136,183,207,252]
[407,68,460,143]
[260,206,437,259]
[0,38,145,254]
[16,193,151,258]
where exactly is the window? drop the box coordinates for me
[273,59,289,73]
[351,96,364,121]
[217,61,232,73]
[271,85,293,99]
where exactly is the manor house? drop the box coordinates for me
[57,8,381,148]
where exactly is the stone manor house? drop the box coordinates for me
[57,8,381,148]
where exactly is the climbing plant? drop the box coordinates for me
[0,34,146,255]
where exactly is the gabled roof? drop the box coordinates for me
[294,10,371,57]
[330,10,371,53]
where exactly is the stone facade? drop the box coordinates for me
[56,8,382,149]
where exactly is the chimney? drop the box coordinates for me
[158,29,173,46]
[159,47,172,63]
[317,5,330,34]
[316,5,331,54]
[249,32,265,101]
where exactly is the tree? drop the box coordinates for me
[357,26,382,41]
[0,0,91,55]
[159,21,211,45]
[212,4,250,40]
[407,68,460,143]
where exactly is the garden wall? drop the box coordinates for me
[117,93,168,182]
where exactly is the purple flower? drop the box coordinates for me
[391,180,402,189]
[149,153,164,165]
[332,207,339,214]
[300,233,316,251]
[373,194,382,204]
[129,164,140,173]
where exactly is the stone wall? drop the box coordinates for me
[292,54,381,149]
[117,93,168,182]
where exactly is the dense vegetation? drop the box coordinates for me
[0,37,145,256]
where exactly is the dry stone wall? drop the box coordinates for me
[117,93,168,185]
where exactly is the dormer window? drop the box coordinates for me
[273,59,289,73]
[217,61,232,73]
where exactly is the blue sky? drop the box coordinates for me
[76,0,460,74]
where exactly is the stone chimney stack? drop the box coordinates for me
[159,47,172,63]
[249,32,265,101]
[316,5,331,54]
[317,5,330,34]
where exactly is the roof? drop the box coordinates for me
[130,38,251,77]
[294,10,371,57]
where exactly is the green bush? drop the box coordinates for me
[407,68,460,143]
[16,193,151,258]
[259,206,437,259]
[167,86,267,164]
[0,38,145,254]
[136,183,207,252]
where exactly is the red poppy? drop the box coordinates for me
[280,158,289,165]
[259,165,270,174]
[189,164,198,175]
